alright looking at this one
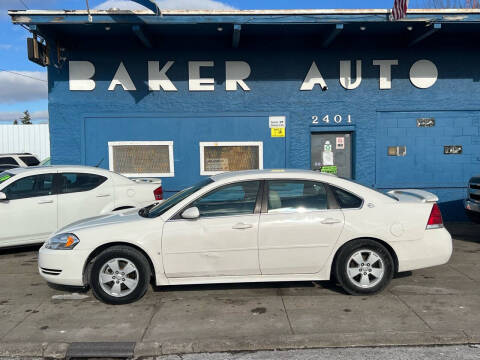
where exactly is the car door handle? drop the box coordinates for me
[232,223,253,230]
[321,218,342,225]
[96,193,111,198]
[38,199,53,204]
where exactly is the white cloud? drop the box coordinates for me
[95,0,236,11]
[0,110,48,123]
[0,44,12,50]
[0,71,47,104]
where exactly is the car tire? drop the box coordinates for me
[90,245,151,305]
[334,239,394,296]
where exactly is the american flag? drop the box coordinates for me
[391,0,409,20]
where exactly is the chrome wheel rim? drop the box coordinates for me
[99,258,139,297]
[346,250,384,289]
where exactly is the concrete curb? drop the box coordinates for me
[1,331,479,358]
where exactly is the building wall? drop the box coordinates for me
[47,37,480,220]
[0,124,50,160]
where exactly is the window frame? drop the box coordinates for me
[108,141,175,178]
[329,184,364,210]
[171,180,264,220]
[199,141,263,176]
[57,172,108,195]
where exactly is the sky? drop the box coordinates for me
[0,0,429,124]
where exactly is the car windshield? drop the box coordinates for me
[141,178,214,218]
[0,172,14,185]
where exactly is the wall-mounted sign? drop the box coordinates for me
[388,146,407,156]
[269,116,286,128]
[312,114,352,125]
[336,137,345,150]
[320,165,338,174]
[444,145,462,154]
[69,58,439,92]
[271,127,285,137]
[417,118,435,127]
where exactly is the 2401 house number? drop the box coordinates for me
[312,114,352,125]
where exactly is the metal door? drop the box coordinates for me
[311,132,352,178]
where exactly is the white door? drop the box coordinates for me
[57,172,114,228]
[0,173,57,246]
[258,180,344,274]
[162,181,261,278]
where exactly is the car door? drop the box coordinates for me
[57,172,114,228]
[162,180,262,278]
[258,180,345,275]
[0,172,57,246]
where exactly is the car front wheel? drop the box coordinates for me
[335,239,394,295]
[90,245,151,305]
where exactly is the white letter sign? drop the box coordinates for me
[339,60,362,90]
[373,59,398,89]
[108,62,136,91]
[409,59,438,89]
[225,61,251,91]
[300,61,328,91]
[148,61,177,91]
[69,61,95,91]
[189,61,214,91]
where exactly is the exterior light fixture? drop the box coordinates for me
[360,26,366,31]
[407,26,413,31]
[105,26,111,31]
[217,26,223,32]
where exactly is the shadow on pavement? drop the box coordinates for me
[445,222,480,243]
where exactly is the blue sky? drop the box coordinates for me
[0,0,425,124]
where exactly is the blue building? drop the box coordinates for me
[9,8,480,220]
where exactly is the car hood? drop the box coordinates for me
[56,208,145,234]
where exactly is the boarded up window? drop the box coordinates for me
[109,142,174,176]
[201,142,263,175]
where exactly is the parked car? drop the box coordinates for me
[39,157,51,166]
[0,153,40,171]
[0,165,162,248]
[38,169,452,305]
[465,175,480,223]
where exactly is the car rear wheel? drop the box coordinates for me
[335,239,394,295]
[90,246,151,305]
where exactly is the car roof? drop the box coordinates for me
[0,153,34,156]
[211,169,336,182]
[4,165,112,175]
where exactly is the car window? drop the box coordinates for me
[191,181,260,218]
[59,173,107,194]
[331,186,363,209]
[3,174,54,200]
[267,180,328,213]
[19,156,40,166]
[0,157,18,166]
[0,172,15,185]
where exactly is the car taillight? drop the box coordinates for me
[426,203,443,229]
[154,186,163,201]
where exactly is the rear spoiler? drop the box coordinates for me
[387,189,439,203]
[131,177,162,185]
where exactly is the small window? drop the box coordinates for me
[0,157,19,166]
[191,181,260,218]
[4,174,54,200]
[108,141,174,177]
[331,186,363,209]
[267,180,328,213]
[60,173,107,194]
[200,142,263,175]
[20,156,40,166]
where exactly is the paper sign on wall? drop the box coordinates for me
[320,165,337,174]
[271,127,285,137]
[336,137,345,150]
[269,116,286,128]
[322,151,334,165]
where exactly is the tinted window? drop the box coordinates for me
[19,156,40,166]
[4,174,54,200]
[0,172,15,185]
[0,157,18,165]
[191,181,260,218]
[267,180,328,213]
[60,173,107,194]
[331,186,363,208]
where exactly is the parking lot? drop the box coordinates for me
[0,223,479,358]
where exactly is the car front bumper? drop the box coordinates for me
[395,227,453,272]
[465,199,480,214]
[38,246,90,286]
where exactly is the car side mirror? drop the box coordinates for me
[0,192,7,201]
[181,207,200,219]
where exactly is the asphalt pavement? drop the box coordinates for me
[0,222,479,358]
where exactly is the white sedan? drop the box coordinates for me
[38,169,452,304]
[0,165,162,248]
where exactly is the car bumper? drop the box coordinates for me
[465,199,480,214]
[38,246,90,286]
[395,227,453,272]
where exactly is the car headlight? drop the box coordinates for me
[45,233,80,250]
